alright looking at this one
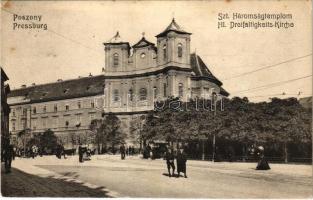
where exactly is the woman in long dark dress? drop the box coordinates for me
[176,148,187,178]
[256,146,270,170]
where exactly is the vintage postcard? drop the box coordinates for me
[1,0,312,198]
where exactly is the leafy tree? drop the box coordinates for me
[38,129,58,154]
[142,96,312,161]
[90,119,106,153]
[89,113,126,154]
[104,113,126,153]
[129,115,146,152]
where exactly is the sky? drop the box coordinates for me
[1,0,312,102]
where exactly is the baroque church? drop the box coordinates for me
[7,19,229,148]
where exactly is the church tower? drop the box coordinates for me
[155,18,191,69]
[103,31,130,72]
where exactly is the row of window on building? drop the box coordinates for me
[112,83,184,102]
[11,113,96,131]
[113,43,184,67]
[11,100,96,117]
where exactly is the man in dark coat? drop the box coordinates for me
[120,144,126,160]
[164,148,175,177]
[78,144,83,163]
[4,144,14,173]
[176,148,188,178]
[256,146,270,170]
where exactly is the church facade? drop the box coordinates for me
[8,19,228,148]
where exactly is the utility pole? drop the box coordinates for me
[212,93,217,162]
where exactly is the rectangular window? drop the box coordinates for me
[75,115,82,127]
[12,109,15,117]
[54,104,58,112]
[32,119,37,130]
[12,122,15,131]
[65,121,69,127]
[77,101,81,109]
[65,105,69,111]
[42,119,47,129]
[22,108,27,116]
[163,83,167,97]
[153,87,158,99]
[113,53,119,67]
[33,107,36,114]
[43,105,46,113]
[90,113,95,121]
[91,101,95,108]
[21,119,26,129]
[52,117,59,128]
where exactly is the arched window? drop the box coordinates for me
[153,86,158,99]
[178,83,183,97]
[139,88,147,101]
[113,89,120,102]
[178,43,183,58]
[113,53,119,67]
[129,89,134,102]
[163,44,167,61]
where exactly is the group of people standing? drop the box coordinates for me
[164,148,188,178]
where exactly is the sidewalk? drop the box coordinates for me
[1,162,118,197]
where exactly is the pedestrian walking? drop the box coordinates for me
[120,144,126,160]
[176,148,188,178]
[78,144,83,163]
[61,145,67,159]
[12,146,16,160]
[4,144,14,173]
[164,148,175,177]
[256,146,270,170]
[31,145,37,159]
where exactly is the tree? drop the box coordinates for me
[104,113,126,154]
[38,129,58,154]
[89,113,126,154]
[129,115,146,152]
[141,96,312,161]
[90,119,106,153]
[17,128,31,156]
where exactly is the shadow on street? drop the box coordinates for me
[1,167,112,197]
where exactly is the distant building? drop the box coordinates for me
[299,96,312,109]
[8,19,229,148]
[1,67,11,157]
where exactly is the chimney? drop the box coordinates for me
[57,79,63,82]
[31,83,36,86]
[89,73,92,77]
[21,84,26,88]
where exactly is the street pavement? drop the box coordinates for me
[2,155,313,198]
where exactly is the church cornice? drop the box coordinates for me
[104,66,192,80]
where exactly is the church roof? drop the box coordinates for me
[299,96,312,109]
[1,67,9,82]
[156,18,191,37]
[103,31,131,48]
[8,75,105,105]
[190,53,229,96]
[132,37,155,49]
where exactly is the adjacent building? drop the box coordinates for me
[1,67,11,158]
[7,19,229,148]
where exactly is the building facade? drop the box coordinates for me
[8,19,229,148]
[1,67,11,159]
